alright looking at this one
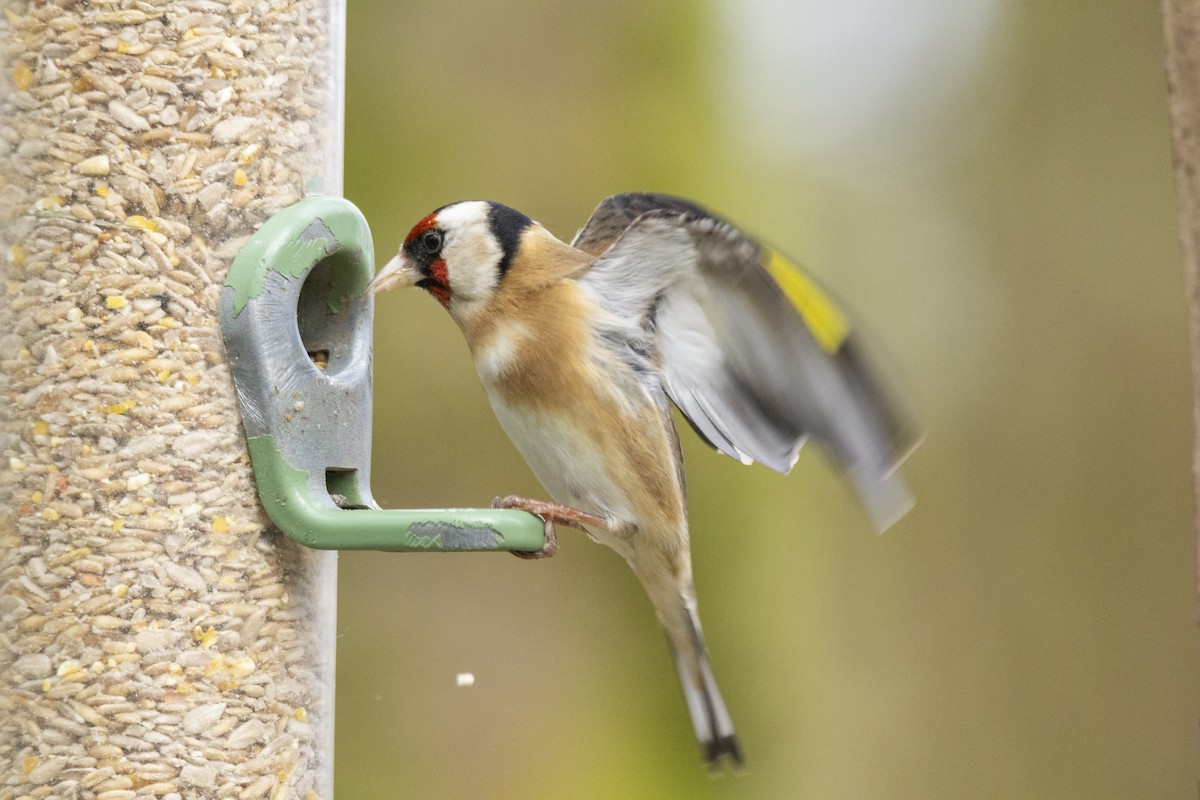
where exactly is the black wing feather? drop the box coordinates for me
[574,193,916,530]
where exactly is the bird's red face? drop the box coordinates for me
[368,201,533,319]
[367,210,452,307]
[402,211,452,308]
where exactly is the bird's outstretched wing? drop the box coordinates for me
[573,193,917,531]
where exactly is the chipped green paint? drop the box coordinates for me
[246,434,545,552]
[225,195,373,316]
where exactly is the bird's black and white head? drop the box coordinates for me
[368,200,533,320]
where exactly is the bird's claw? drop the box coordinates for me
[514,518,559,560]
[492,495,605,560]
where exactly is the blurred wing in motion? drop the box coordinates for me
[573,193,917,530]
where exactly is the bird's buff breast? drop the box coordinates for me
[466,290,682,545]
[485,395,636,534]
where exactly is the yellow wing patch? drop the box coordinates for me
[764,249,850,353]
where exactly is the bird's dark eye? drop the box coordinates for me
[421,230,443,254]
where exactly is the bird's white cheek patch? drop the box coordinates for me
[438,201,503,303]
[475,321,532,385]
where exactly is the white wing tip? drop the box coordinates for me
[851,466,915,533]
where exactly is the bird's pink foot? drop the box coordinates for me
[491,495,607,560]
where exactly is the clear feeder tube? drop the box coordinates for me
[0,1,344,796]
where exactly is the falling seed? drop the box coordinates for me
[455,672,476,687]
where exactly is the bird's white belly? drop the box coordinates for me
[486,396,635,530]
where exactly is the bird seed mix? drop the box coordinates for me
[0,1,341,797]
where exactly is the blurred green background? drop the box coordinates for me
[338,1,1197,797]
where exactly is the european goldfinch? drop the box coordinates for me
[368,192,915,769]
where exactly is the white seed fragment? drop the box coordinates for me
[240,775,274,800]
[226,718,266,750]
[171,430,225,458]
[182,702,226,734]
[108,100,151,131]
[456,672,476,687]
[179,765,216,788]
[28,757,68,783]
[14,653,53,678]
[211,115,257,143]
[57,660,82,676]
[96,790,137,800]
[134,629,182,652]
[76,154,111,175]
[164,562,206,591]
[126,472,152,491]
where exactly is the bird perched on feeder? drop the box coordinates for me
[368,192,915,769]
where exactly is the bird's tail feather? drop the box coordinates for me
[670,598,744,769]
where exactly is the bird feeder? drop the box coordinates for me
[0,2,545,796]
[219,193,545,553]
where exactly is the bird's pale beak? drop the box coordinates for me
[367,254,418,295]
